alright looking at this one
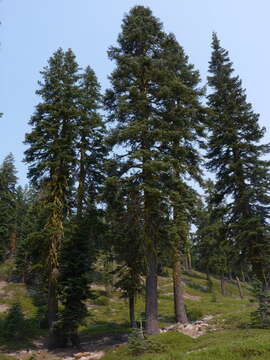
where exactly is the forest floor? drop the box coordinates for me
[1,261,269,359]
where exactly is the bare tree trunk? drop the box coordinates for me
[220,274,226,296]
[10,232,16,256]
[236,276,243,299]
[206,272,213,292]
[187,252,192,270]
[183,257,188,271]
[173,253,188,323]
[145,249,159,335]
[241,269,246,282]
[129,295,137,328]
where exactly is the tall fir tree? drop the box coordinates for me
[24,48,80,347]
[57,65,107,346]
[105,6,204,334]
[206,33,270,286]
[157,34,205,323]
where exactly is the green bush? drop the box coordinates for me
[250,279,270,329]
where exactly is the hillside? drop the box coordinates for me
[1,261,269,360]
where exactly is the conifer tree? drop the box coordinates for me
[105,6,204,334]
[76,66,106,216]
[24,48,80,347]
[57,65,106,346]
[158,34,205,322]
[206,33,270,285]
[0,153,17,260]
[103,172,144,328]
[104,6,167,334]
[194,180,230,295]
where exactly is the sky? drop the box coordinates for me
[1,0,270,185]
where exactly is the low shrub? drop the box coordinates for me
[127,329,166,355]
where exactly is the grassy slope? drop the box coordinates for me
[1,262,269,359]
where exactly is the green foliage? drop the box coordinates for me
[206,33,270,282]
[127,328,165,356]
[94,296,110,306]
[250,279,270,328]
[105,5,205,333]
[186,307,203,322]
[2,302,25,339]
[0,154,17,260]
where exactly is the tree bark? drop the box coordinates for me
[10,231,16,256]
[145,249,159,335]
[129,295,137,328]
[241,269,246,282]
[187,252,192,270]
[236,276,243,299]
[173,253,188,323]
[206,271,213,293]
[220,274,226,296]
[47,275,59,348]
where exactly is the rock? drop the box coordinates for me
[74,352,91,359]
[161,315,216,338]
[74,352,105,360]
[89,351,105,360]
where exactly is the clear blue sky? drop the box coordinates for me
[1,0,270,185]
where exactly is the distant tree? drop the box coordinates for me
[0,153,17,260]
[194,180,230,295]
[15,187,47,284]
[103,173,144,328]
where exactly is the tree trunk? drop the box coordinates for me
[129,295,137,328]
[241,269,246,282]
[187,252,192,270]
[47,275,59,349]
[77,146,86,218]
[206,271,213,293]
[10,231,16,256]
[220,274,226,296]
[173,253,188,323]
[145,249,158,335]
[236,276,243,299]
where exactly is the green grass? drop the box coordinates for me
[0,261,265,359]
[103,329,270,360]
[0,355,17,360]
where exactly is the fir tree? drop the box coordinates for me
[24,48,80,347]
[206,33,270,285]
[194,180,230,295]
[0,153,17,260]
[105,6,204,334]
[157,34,205,322]
[76,66,107,216]
[56,64,106,346]
[104,6,167,334]
[103,172,144,328]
